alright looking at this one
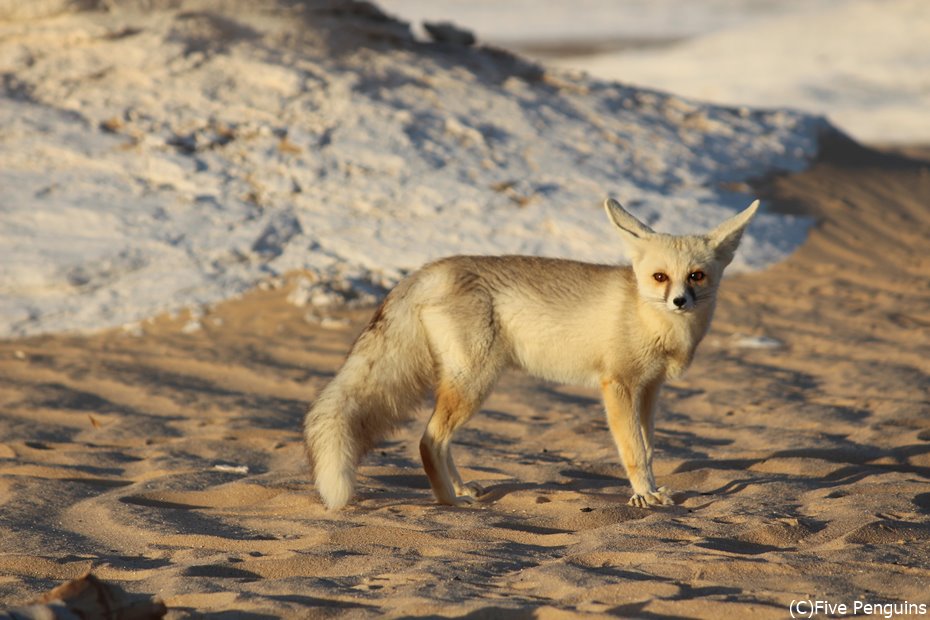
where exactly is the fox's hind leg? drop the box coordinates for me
[419,382,487,506]
[420,383,466,506]
[418,303,500,507]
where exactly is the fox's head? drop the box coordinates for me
[604,198,759,314]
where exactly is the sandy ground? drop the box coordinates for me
[1,142,929,617]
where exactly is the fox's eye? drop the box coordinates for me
[689,271,705,282]
[653,273,668,283]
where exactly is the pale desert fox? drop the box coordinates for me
[304,198,759,509]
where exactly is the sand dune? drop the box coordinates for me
[1,142,928,617]
[0,0,824,338]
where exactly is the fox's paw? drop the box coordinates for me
[628,486,675,508]
[442,494,478,508]
[456,481,485,499]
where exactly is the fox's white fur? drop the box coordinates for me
[304,198,759,510]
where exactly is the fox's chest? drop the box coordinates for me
[659,345,694,380]
[652,325,705,380]
[606,320,704,383]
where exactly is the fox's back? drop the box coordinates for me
[416,255,637,386]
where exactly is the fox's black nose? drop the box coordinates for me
[673,296,687,308]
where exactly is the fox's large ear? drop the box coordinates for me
[604,198,654,244]
[708,200,760,266]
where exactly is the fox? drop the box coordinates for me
[303,197,759,510]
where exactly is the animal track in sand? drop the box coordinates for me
[845,518,930,545]
[693,537,785,555]
[119,483,284,511]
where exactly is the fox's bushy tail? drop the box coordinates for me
[303,281,433,510]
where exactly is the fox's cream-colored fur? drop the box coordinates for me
[303,198,759,510]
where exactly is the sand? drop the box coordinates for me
[1,137,928,617]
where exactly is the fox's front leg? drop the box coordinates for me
[601,379,673,507]
[639,379,659,470]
